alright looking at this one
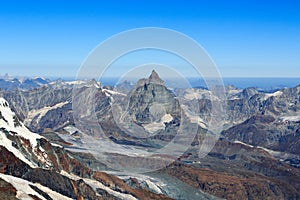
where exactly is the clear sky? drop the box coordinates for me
[0,0,299,78]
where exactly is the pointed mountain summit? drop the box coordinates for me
[127,70,180,126]
[136,70,164,86]
[149,69,164,84]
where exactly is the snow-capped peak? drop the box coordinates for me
[0,97,52,168]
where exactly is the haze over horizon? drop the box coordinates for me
[0,0,299,78]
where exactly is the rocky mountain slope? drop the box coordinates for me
[0,97,172,199]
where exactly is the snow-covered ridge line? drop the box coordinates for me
[0,131,36,168]
[0,173,73,200]
[0,97,52,168]
[61,171,138,200]
[264,90,283,100]
[0,98,43,147]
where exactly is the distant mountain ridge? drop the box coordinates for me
[0,76,51,90]
[1,72,300,199]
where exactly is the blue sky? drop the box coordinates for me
[0,0,299,78]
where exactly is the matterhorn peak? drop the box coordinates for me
[136,70,165,86]
[148,69,164,85]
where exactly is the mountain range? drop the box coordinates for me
[0,71,300,199]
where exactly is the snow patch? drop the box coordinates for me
[50,143,63,148]
[103,89,126,97]
[66,80,86,85]
[161,114,173,123]
[25,101,69,124]
[264,91,283,99]
[112,173,165,195]
[256,146,278,154]
[143,114,173,133]
[233,140,254,148]
[63,125,79,135]
[60,171,137,200]
[280,115,300,122]
[144,179,163,194]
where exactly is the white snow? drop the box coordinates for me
[143,114,173,133]
[161,114,173,123]
[111,173,165,195]
[50,142,63,148]
[63,125,79,135]
[25,101,69,124]
[0,173,73,200]
[0,173,46,200]
[61,171,138,200]
[66,80,86,85]
[229,96,241,100]
[71,80,101,88]
[0,130,36,168]
[33,76,46,80]
[33,183,73,200]
[233,141,279,156]
[233,140,254,148]
[0,98,52,168]
[256,146,278,155]
[280,115,300,122]
[264,91,283,99]
[103,89,126,97]
[144,179,163,194]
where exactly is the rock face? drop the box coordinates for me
[128,70,180,126]
[0,85,73,128]
[0,178,18,200]
[0,97,172,199]
[161,161,300,200]
[91,70,184,147]
[222,114,300,154]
